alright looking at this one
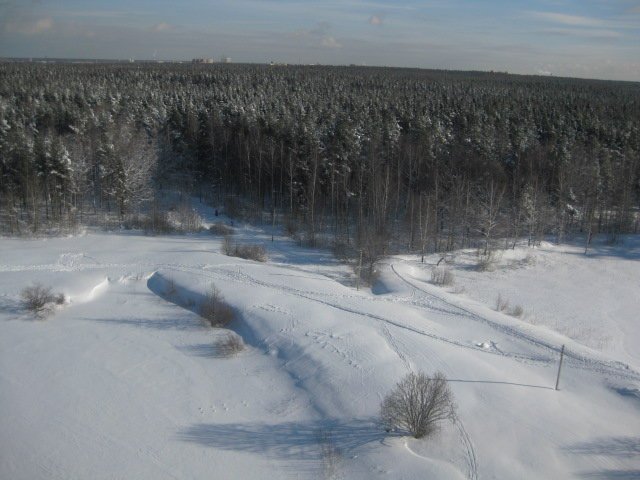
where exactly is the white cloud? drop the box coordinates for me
[151,22,174,33]
[64,11,131,19]
[541,27,623,39]
[529,11,604,27]
[321,35,342,48]
[5,17,53,35]
[369,15,383,26]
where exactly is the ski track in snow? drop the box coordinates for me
[389,262,640,382]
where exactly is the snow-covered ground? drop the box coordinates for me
[410,237,640,367]
[1,202,639,480]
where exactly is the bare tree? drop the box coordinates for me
[476,180,505,255]
[381,371,456,439]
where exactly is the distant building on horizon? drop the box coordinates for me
[192,58,214,64]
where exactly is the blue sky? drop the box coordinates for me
[1,0,639,81]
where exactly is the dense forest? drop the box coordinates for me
[1,62,639,264]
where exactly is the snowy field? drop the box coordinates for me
[1,201,639,480]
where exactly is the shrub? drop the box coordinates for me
[200,283,235,327]
[222,235,235,256]
[209,223,234,236]
[431,266,455,286]
[509,304,524,318]
[216,333,245,356]
[222,239,267,262]
[352,261,380,288]
[143,209,174,234]
[495,293,509,312]
[236,244,267,262]
[476,250,497,272]
[21,283,64,317]
[381,371,456,439]
[172,203,203,232]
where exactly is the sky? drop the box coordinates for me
[1,0,639,81]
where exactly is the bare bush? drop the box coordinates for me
[509,304,524,318]
[200,283,235,327]
[216,333,245,356]
[381,371,456,439]
[236,245,267,262]
[172,203,203,233]
[143,209,174,234]
[222,239,267,262]
[209,223,234,236]
[476,249,498,272]
[222,235,234,256]
[21,283,64,317]
[354,260,380,287]
[431,266,455,286]
[495,293,509,312]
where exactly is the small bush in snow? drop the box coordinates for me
[381,371,456,439]
[222,235,234,256]
[495,294,509,312]
[354,261,380,288]
[237,244,267,262]
[200,283,235,327]
[21,283,64,317]
[509,305,524,318]
[476,250,497,272]
[222,239,267,262]
[431,266,455,286]
[171,204,203,233]
[216,333,245,356]
[209,223,234,236]
[143,210,174,234]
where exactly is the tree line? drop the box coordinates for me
[1,62,638,259]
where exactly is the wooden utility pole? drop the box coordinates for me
[555,344,565,391]
[356,249,363,291]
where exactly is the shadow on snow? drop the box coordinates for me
[176,418,396,460]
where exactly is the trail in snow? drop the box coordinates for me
[389,262,640,382]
